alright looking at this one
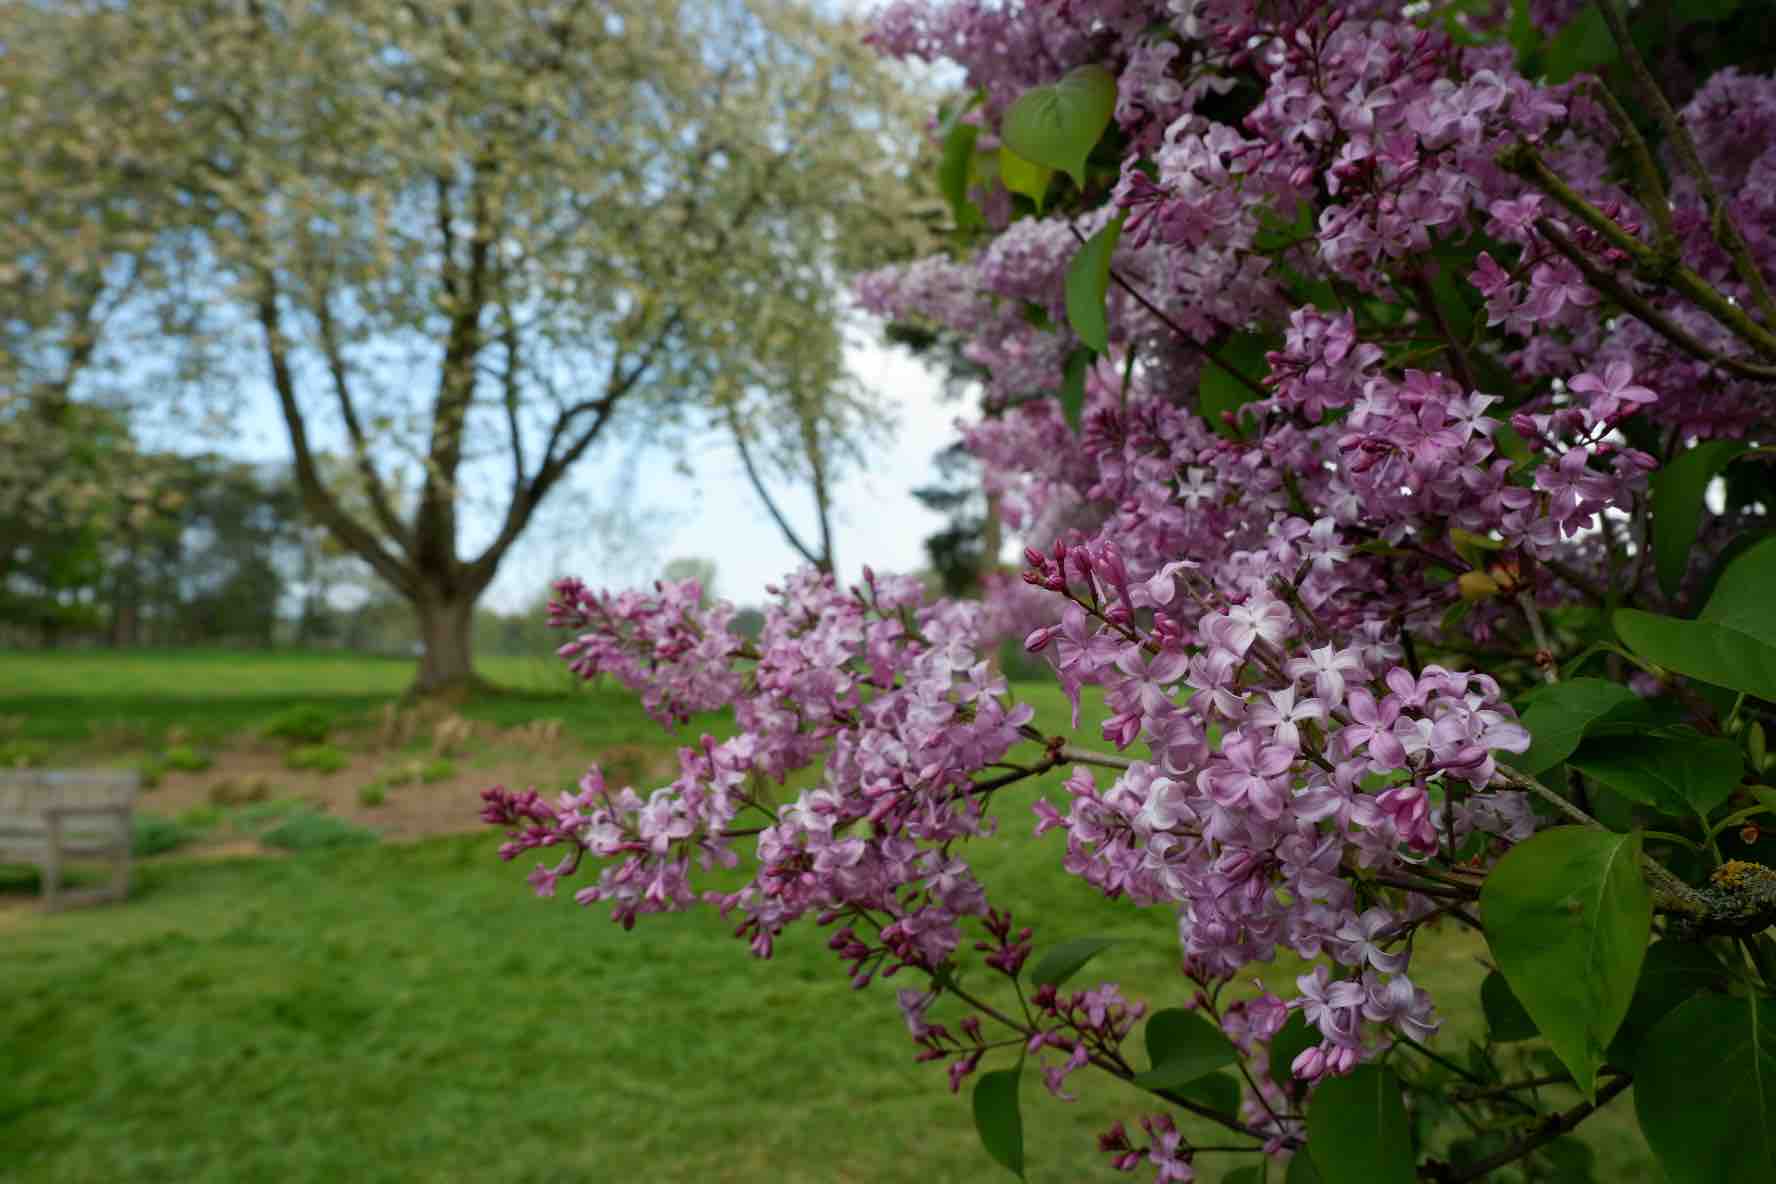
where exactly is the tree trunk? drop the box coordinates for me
[411,591,483,699]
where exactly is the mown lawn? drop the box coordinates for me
[0,652,1658,1182]
[0,648,715,753]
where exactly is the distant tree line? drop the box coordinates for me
[0,444,556,658]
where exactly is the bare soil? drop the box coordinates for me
[139,736,675,845]
[0,726,679,921]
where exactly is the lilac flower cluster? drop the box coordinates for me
[491,0,1776,1175]
[490,568,1033,964]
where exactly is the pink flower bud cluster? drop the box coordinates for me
[549,576,744,726]
[493,566,1039,966]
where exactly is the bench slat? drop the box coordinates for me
[0,768,137,910]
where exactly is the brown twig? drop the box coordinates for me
[1424,1074,1632,1183]
[1593,0,1776,329]
[1535,220,1776,382]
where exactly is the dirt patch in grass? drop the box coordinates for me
[135,738,675,848]
[3,721,682,914]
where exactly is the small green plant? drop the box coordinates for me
[136,753,168,789]
[132,813,196,858]
[357,782,387,808]
[419,757,456,784]
[285,743,349,775]
[232,798,306,834]
[383,761,419,787]
[0,738,52,768]
[260,705,337,746]
[260,810,378,852]
[161,745,213,773]
[176,803,226,831]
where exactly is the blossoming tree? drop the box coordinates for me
[1,0,932,694]
[484,2,1776,1179]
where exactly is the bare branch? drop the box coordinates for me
[727,401,826,570]
[254,270,414,598]
[314,289,413,554]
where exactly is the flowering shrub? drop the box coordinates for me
[483,2,1776,1180]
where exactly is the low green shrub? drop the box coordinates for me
[383,761,419,787]
[284,744,349,775]
[132,813,196,858]
[357,782,387,808]
[136,754,168,789]
[231,798,306,834]
[418,757,455,784]
[260,705,336,746]
[162,745,213,773]
[0,739,52,768]
[259,810,378,852]
[176,803,226,831]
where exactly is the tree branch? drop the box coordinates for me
[313,288,412,554]
[1424,1074,1632,1183]
[254,269,414,598]
[1592,0,1776,329]
[1535,220,1776,382]
[727,400,826,570]
[1499,144,1776,360]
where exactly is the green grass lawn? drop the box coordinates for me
[0,648,723,753]
[0,652,1658,1182]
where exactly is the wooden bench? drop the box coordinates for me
[0,770,137,910]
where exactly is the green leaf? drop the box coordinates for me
[1286,1148,1325,1184]
[1702,533,1776,631]
[1027,935,1115,988]
[1305,1065,1415,1184]
[1652,440,1747,599]
[1607,939,1726,1067]
[1222,1169,1263,1184]
[1542,6,1614,82]
[1537,1137,1597,1182]
[999,65,1117,188]
[972,1068,1025,1179]
[1619,532,1776,699]
[1428,264,1477,346]
[1677,0,1746,23]
[1057,347,1092,432]
[1481,826,1651,1098]
[1199,331,1273,440]
[1172,1069,1241,1115]
[938,119,982,229]
[1569,734,1744,821]
[1133,1008,1238,1090]
[998,147,1053,213]
[1480,970,1539,1042]
[1268,1010,1317,1097]
[1617,535,1776,701]
[1514,678,1641,775]
[1634,992,1776,1184]
[1254,198,1314,251]
[1064,215,1123,352]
